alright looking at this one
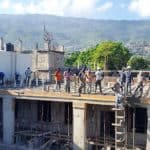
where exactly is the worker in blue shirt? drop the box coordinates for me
[0,72,5,85]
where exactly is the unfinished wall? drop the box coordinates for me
[0,51,32,79]
[49,51,64,68]
[16,53,32,77]
[0,51,15,78]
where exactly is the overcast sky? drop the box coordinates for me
[0,0,150,20]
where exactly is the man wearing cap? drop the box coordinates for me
[95,67,104,94]
[125,66,133,95]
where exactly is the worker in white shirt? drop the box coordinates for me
[95,67,104,94]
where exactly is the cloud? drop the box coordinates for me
[1,0,10,9]
[64,0,101,18]
[97,2,113,12]
[12,3,25,14]
[0,0,113,18]
[129,0,150,17]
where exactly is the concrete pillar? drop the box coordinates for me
[3,96,15,144]
[0,37,4,50]
[73,102,86,150]
[146,107,150,150]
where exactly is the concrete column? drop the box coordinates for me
[3,96,15,144]
[146,107,150,150]
[73,102,86,150]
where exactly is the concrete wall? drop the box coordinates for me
[0,51,32,79]
[16,53,32,77]
[0,51,15,78]
[3,96,15,144]
[49,52,64,68]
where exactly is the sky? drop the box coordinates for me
[0,0,150,20]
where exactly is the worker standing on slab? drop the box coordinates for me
[78,67,86,96]
[85,69,92,94]
[125,66,133,96]
[112,79,123,108]
[25,67,32,86]
[0,72,4,85]
[134,71,145,97]
[95,67,104,94]
[64,68,72,93]
[54,68,63,91]
[119,67,126,94]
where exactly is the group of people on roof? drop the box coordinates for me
[112,66,147,108]
[54,66,148,97]
[54,67,104,96]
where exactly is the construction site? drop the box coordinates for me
[0,35,150,150]
[0,75,149,150]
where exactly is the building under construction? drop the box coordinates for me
[0,35,150,150]
[0,72,149,150]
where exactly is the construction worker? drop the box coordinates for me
[119,67,126,94]
[54,68,63,91]
[85,69,93,94]
[15,72,20,84]
[95,67,104,94]
[125,66,133,95]
[134,71,145,97]
[25,67,32,86]
[64,68,72,93]
[0,72,5,85]
[78,67,86,96]
[112,79,123,108]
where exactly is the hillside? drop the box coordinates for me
[0,14,150,52]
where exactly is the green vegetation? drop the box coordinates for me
[127,56,150,70]
[65,41,131,70]
[64,51,80,67]
[93,41,131,70]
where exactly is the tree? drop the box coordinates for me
[64,51,80,67]
[77,48,95,68]
[93,41,131,70]
[127,56,149,70]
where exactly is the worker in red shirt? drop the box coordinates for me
[54,68,63,91]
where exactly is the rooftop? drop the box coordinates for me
[0,79,149,106]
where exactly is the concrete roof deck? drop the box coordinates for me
[0,88,115,105]
[0,82,149,105]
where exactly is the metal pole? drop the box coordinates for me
[125,107,128,148]
[133,109,135,150]
[68,103,70,138]
[104,111,106,148]
[115,110,117,150]
[67,103,70,149]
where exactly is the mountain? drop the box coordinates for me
[1,14,150,52]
